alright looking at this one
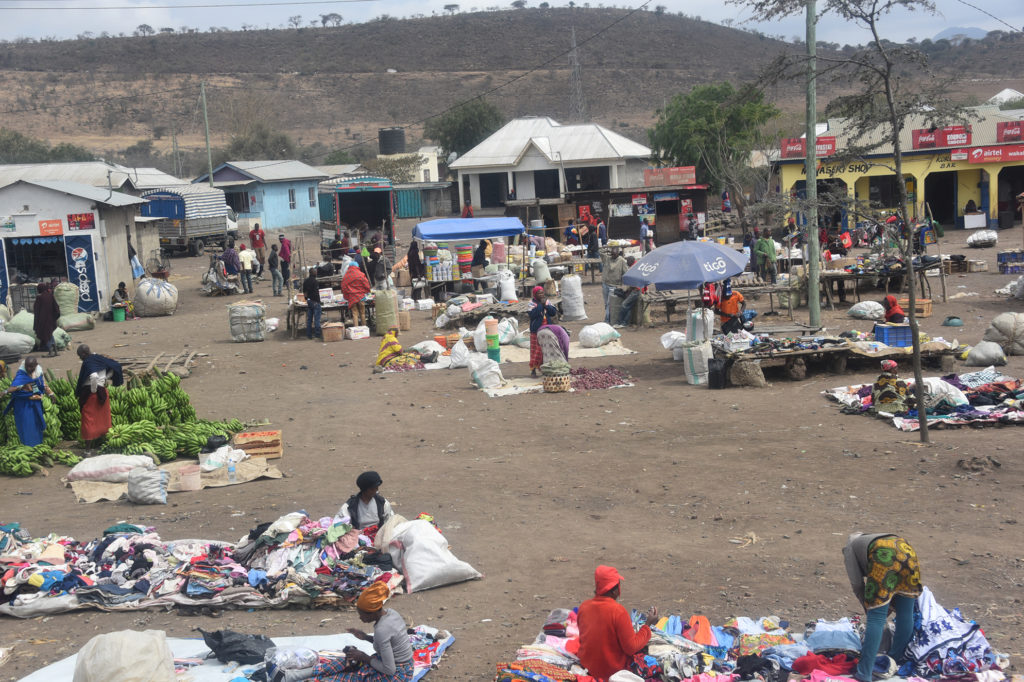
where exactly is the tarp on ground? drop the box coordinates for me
[413,217,525,241]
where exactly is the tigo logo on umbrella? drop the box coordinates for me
[703,257,728,275]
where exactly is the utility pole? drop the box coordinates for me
[201,82,215,188]
[568,25,587,122]
[804,0,821,327]
[171,130,181,178]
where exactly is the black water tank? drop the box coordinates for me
[378,127,406,155]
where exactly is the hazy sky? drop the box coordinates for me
[0,0,1019,45]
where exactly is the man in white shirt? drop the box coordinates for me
[238,244,256,294]
[338,471,394,530]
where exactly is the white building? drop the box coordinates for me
[449,117,652,211]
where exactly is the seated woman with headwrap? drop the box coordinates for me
[312,581,415,681]
[528,285,559,377]
[375,327,437,371]
[882,295,906,323]
[871,359,913,415]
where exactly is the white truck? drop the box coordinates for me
[140,185,236,256]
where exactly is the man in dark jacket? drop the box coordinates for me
[302,269,322,340]
[337,471,394,530]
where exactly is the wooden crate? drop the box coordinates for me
[233,429,283,459]
[897,297,932,318]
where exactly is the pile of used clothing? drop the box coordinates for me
[499,591,1005,682]
[0,512,403,618]
[822,366,1024,431]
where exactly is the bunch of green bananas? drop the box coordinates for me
[103,420,162,450]
[0,445,40,476]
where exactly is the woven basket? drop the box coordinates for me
[543,375,571,393]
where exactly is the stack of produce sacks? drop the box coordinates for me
[134,278,179,317]
[228,301,267,342]
[54,282,95,331]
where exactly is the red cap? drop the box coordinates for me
[594,565,624,594]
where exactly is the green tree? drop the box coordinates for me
[648,82,779,215]
[218,122,296,163]
[0,128,93,163]
[323,149,357,165]
[370,154,426,183]
[424,99,505,160]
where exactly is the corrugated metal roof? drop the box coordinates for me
[0,161,187,192]
[199,160,329,183]
[315,164,366,178]
[450,117,651,170]
[782,104,1024,161]
[142,185,227,220]
[0,179,144,207]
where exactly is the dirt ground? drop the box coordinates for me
[2,221,1023,680]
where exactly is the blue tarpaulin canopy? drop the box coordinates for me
[413,217,525,241]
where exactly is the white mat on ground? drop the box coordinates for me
[21,631,454,682]
[385,340,635,371]
[481,377,634,397]
[66,458,283,504]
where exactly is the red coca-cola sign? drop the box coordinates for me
[997,121,1024,143]
[911,125,970,149]
[780,136,835,159]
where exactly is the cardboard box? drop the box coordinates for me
[416,298,435,311]
[233,429,282,459]
[400,297,416,311]
[318,287,334,303]
[968,260,988,272]
[398,310,411,331]
[345,325,370,340]
[395,269,412,287]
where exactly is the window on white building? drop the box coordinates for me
[288,188,297,210]
[308,187,316,207]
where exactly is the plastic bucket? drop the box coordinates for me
[487,346,501,362]
[112,307,126,322]
[484,318,499,335]
[179,464,201,491]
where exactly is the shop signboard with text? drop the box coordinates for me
[996,121,1024,143]
[643,166,696,186]
[67,212,96,231]
[38,219,63,236]
[780,136,836,159]
[911,125,970,149]
[951,144,1024,164]
[64,234,99,312]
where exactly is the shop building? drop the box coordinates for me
[194,160,328,232]
[776,104,1024,230]
[0,180,143,313]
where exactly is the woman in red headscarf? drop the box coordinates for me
[882,295,906,323]
[528,285,558,377]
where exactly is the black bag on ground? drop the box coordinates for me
[196,628,275,664]
[707,358,727,390]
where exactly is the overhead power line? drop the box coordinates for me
[952,0,1022,33]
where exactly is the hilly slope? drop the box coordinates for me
[0,8,1021,171]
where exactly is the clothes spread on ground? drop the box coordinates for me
[823,367,1024,431]
[497,599,1005,682]
[0,512,406,618]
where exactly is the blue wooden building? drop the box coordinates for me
[194,160,328,232]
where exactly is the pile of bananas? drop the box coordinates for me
[0,367,247,477]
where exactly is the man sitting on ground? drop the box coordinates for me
[577,565,659,682]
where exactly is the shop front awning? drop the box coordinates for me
[8,236,64,245]
[413,217,525,241]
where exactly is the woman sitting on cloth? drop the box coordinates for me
[375,327,436,371]
[882,295,906,323]
[2,356,56,447]
[528,286,559,377]
[871,359,912,415]
[313,582,415,682]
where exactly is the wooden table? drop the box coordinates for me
[819,262,937,310]
[286,300,376,338]
[441,298,561,328]
[567,257,603,283]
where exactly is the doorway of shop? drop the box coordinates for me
[924,171,956,227]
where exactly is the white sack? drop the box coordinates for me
[965,341,1007,367]
[966,230,998,247]
[434,312,449,328]
[229,302,266,342]
[387,519,482,592]
[73,630,175,682]
[498,270,517,301]
[6,310,36,341]
[126,468,168,505]
[579,322,621,348]
[0,304,11,322]
[513,331,531,348]
[67,454,156,483]
[686,309,715,342]
[560,274,587,321]
[0,331,36,356]
[473,317,493,352]
[982,311,1024,356]
[410,340,445,356]
[467,352,504,389]
[448,340,470,369]
[58,313,95,332]
[848,300,885,320]
[446,303,461,318]
[134,278,179,317]
[660,330,687,350]
[531,259,550,284]
[919,377,969,409]
[680,340,713,385]
[200,445,249,472]
[497,317,518,345]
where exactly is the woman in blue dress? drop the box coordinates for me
[2,356,56,446]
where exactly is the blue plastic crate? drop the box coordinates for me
[874,323,912,347]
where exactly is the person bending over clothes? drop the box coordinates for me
[843,533,923,682]
[882,295,906,323]
[528,286,559,377]
[375,327,437,371]
[2,356,56,447]
[577,565,659,682]
[870,359,913,415]
[338,471,394,530]
[313,582,415,681]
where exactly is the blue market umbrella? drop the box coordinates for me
[621,240,749,290]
